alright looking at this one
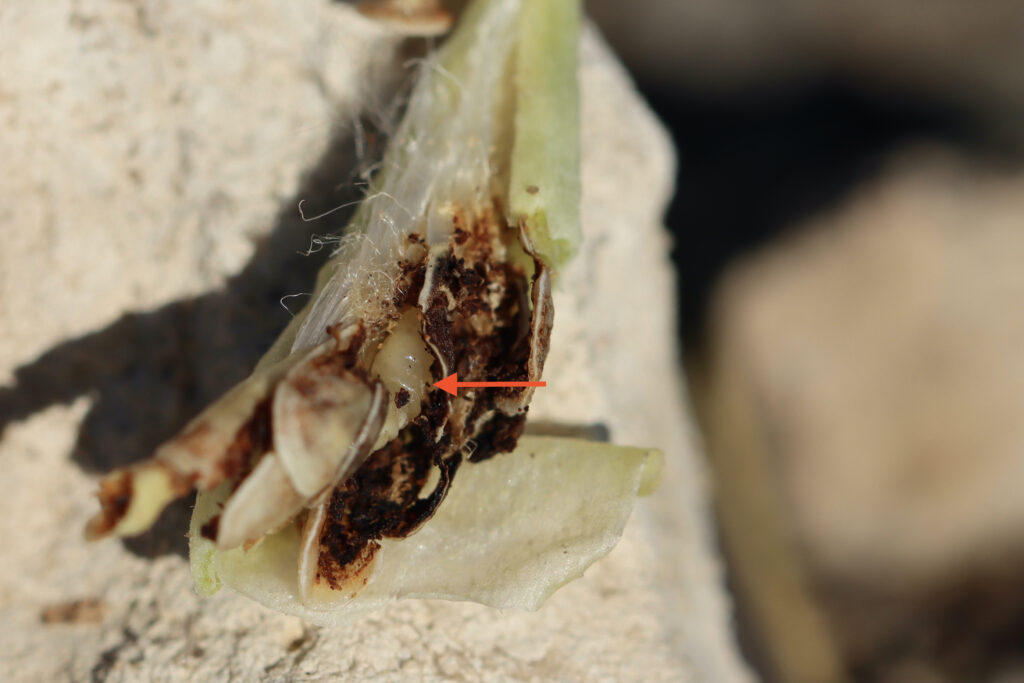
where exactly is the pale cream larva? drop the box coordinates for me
[86,0,662,622]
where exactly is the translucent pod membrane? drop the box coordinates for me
[291,0,522,354]
[193,436,663,621]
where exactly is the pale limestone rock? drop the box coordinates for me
[708,148,1024,593]
[702,146,1024,679]
[0,3,749,681]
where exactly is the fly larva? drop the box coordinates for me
[87,0,568,604]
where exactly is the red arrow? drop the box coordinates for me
[432,372,546,397]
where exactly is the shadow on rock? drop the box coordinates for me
[0,125,381,558]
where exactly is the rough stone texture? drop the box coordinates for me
[0,0,396,383]
[0,3,749,681]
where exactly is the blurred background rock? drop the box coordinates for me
[589,1,1024,681]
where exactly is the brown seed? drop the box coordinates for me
[356,0,453,36]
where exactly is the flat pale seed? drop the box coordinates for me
[272,345,376,497]
[217,454,307,550]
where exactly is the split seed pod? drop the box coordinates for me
[87,0,662,620]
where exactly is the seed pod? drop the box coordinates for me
[85,0,628,616]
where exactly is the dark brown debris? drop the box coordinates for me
[40,598,107,625]
[394,388,411,408]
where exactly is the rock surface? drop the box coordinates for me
[709,147,1024,592]
[702,145,1024,681]
[0,2,749,681]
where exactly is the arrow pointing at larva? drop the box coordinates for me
[432,372,546,397]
